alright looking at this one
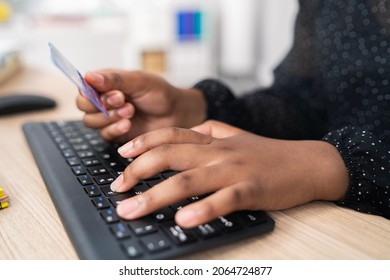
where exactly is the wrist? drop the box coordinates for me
[174,87,207,128]
[307,141,349,201]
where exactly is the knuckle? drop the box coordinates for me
[135,134,148,147]
[200,200,217,218]
[122,163,143,185]
[134,71,148,82]
[240,183,259,209]
[140,191,154,206]
[169,127,182,138]
[172,173,193,192]
[158,143,172,153]
[229,186,245,206]
[211,140,234,152]
[223,182,256,210]
[109,72,122,86]
[123,161,137,177]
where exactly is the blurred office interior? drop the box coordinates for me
[0,0,298,94]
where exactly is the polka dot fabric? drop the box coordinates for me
[323,127,389,217]
[194,0,390,219]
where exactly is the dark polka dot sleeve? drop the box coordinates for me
[192,0,390,220]
[194,79,326,140]
[193,79,251,130]
[323,127,390,219]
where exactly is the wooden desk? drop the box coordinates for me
[0,67,389,260]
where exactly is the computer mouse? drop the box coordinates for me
[0,94,56,116]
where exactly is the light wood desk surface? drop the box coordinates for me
[0,67,389,260]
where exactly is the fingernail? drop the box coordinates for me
[176,209,198,226]
[117,104,132,118]
[117,197,142,219]
[118,141,133,156]
[107,95,121,107]
[88,72,104,85]
[111,174,123,191]
[116,120,130,133]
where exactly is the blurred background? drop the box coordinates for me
[0,0,298,94]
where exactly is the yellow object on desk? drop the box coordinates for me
[0,186,10,209]
[1,200,10,209]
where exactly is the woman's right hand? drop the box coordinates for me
[76,70,206,143]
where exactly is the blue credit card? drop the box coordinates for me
[48,42,109,117]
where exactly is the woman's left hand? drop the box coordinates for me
[111,120,349,228]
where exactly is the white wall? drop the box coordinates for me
[1,0,299,89]
[256,0,298,87]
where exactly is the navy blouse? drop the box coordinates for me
[194,0,390,219]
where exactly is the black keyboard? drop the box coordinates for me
[23,120,275,259]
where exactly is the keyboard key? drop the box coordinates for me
[62,148,75,158]
[88,166,108,175]
[170,199,191,211]
[132,183,150,195]
[109,193,133,207]
[68,137,84,144]
[110,223,131,240]
[100,209,120,224]
[189,194,210,202]
[99,152,113,160]
[67,157,80,166]
[215,215,243,232]
[90,138,105,146]
[72,165,86,175]
[54,136,65,143]
[84,185,101,197]
[238,211,268,226]
[140,234,171,253]
[82,158,101,167]
[121,241,144,258]
[73,144,90,151]
[128,219,158,236]
[64,132,79,139]
[84,133,96,140]
[195,223,221,239]
[108,161,124,171]
[150,207,175,223]
[94,174,115,185]
[145,178,163,187]
[57,142,69,150]
[93,145,109,152]
[77,150,94,158]
[78,175,93,185]
[100,185,118,197]
[162,223,197,245]
[92,197,110,209]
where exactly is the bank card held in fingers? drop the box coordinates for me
[48,42,109,117]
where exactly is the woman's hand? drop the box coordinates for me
[111,120,349,228]
[76,70,206,143]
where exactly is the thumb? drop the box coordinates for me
[85,70,149,94]
[191,120,246,138]
[84,71,124,92]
